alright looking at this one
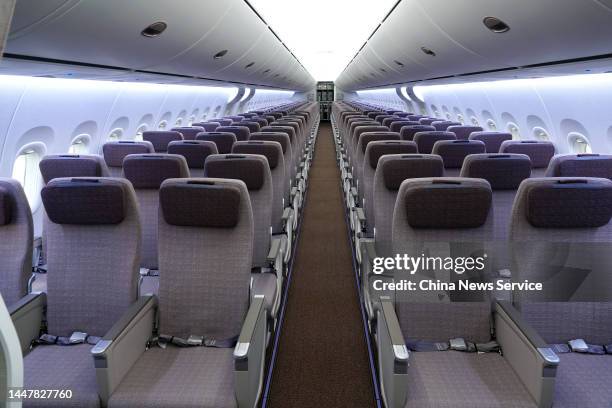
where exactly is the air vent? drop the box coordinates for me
[421,47,436,56]
[141,22,167,37]
[263,69,270,74]
[394,60,404,67]
[213,50,228,60]
[245,62,255,69]
[483,17,510,33]
[380,68,386,73]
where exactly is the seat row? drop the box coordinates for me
[332,101,612,408]
[1,102,320,407]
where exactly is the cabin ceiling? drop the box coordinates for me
[1,0,315,91]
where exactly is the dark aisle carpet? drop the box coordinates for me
[267,122,375,407]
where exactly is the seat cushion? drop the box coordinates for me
[553,354,612,408]
[108,347,236,408]
[24,344,99,407]
[405,352,536,408]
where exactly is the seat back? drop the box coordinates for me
[374,114,394,124]
[192,122,220,132]
[500,140,555,176]
[0,179,33,306]
[102,141,154,177]
[195,132,237,154]
[413,131,456,154]
[431,120,462,131]
[236,121,261,133]
[250,117,269,127]
[362,141,418,230]
[261,126,298,171]
[208,118,233,126]
[233,141,285,233]
[158,179,253,339]
[389,120,419,133]
[431,140,486,170]
[381,116,401,127]
[167,140,218,177]
[250,132,293,194]
[215,125,250,142]
[545,153,612,179]
[205,154,272,267]
[399,125,435,141]
[123,154,189,270]
[41,178,140,336]
[392,178,494,342]
[461,154,532,190]
[447,125,483,140]
[351,126,388,159]
[418,118,439,126]
[225,116,244,122]
[39,154,110,184]
[354,131,401,188]
[373,155,444,256]
[468,131,512,153]
[142,131,183,153]
[171,126,205,140]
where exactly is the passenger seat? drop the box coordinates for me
[102,141,155,177]
[142,130,183,153]
[167,140,218,177]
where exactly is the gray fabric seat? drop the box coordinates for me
[545,153,612,179]
[399,124,436,141]
[171,126,205,140]
[405,352,536,408]
[500,140,555,177]
[414,131,457,154]
[142,131,183,153]
[215,125,250,142]
[552,352,612,408]
[102,141,155,177]
[167,140,218,178]
[249,132,292,204]
[0,178,33,306]
[388,120,419,133]
[431,120,462,131]
[195,132,237,154]
[192,122,220,132]
[24,344,99,408]
[123,154,189,271]
[108,347,236,408]
[431,139,486,172]
[469,131,513,153]
[447,125,484,140]
[354,131,401,193]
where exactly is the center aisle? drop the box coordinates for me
[266,122,375,407]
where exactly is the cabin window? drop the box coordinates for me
[471,116,480,126]
[12,143,45,210]
[456,114,464,124]
[487,119,497,131]
[532,127,549,142]
[430,105,439,117]
[508,123,521,140]
[188,115,196,126]
[158,120,168,130]
[568,132,592,154]
[201,107,210,121]
[175,117,183,126]
[68,134,90,154]
[108,128,123,141]
[134,125,147,141]
[445,112,452,120]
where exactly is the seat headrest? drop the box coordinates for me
[549,154,612,179]
[418,118,439,125]
[359,132,401,153]
[225,116,243,122]
[414,131,457,153]
[232,141,281,169]
[249,132,289,154]
[399,125,436,141]
[403,179,492,228]
[195,132,237,154]
[447,125,484,140]
[432,140,486,168]
[167,140,218,169]
[381,155,445,190]
[103,141,153,167]
[367,141,418,169]
[42,179,126,225]
[192,122,220,132]
[389,120,420,133]
[432,121,462,131]
[123,154,188,189]
[160,180,241,228]
[39,155,105,184]
[462,154,531,190]
[205,155,266,190]
[215,126,250,141]
[208,118,232,126]
[525,179,612,228]
[0,186,11,226]
[142,131,183,152]
[171,126,205,140]
[500,140,555,168]
[237,121,261,133]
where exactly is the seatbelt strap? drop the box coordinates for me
[156,334,239,349]
[35,332,101,346]
[406,338,499,353]
[550,339,610,355]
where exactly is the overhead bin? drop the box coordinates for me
[337,0,612,91]
[5,0,314,90]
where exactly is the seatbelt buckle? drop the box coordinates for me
[187,335,204,346]
[37,334,58,345]
[586,344,606,355]
[204,338,217,347]
[69,331,88,344]
[449,338,468,351]
[605,344,612,354]
[569,339,589,353]
[550,343,571,354]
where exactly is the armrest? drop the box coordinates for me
[234,295,267,408]
[93,295,157,406]
[281,207,292,223]
[266,237,282,266]
[495,301,558,408]
[10,292,46,354]
[376,296,408,408]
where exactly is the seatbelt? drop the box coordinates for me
[550,339,612,355]
[406,337,500,353]
[35,332,101,346]
[155,334,239,349]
